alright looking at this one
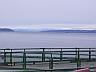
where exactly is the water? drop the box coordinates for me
[0,32,96,48]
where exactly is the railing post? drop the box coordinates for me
[89,48,91,61]
[60,48,62,61]
[77,48,81,68]
[10,49,12,66]
[76,48,77,57]
[42,48,45,62]
[23,49,26,69]
[4,49,6,64]
[75,48,78,62]
[49,53,53,69]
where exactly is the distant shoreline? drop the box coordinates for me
[0,28,96,33]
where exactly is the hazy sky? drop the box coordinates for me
[0,0,96,29]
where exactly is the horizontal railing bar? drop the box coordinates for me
[2,54,96,58]
[0,52,96,56]
[0,47,96,50]
[3,55,95,60]
[0,50,95,53]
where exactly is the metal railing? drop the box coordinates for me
[0,48,96,72]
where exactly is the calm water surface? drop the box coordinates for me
[0,32,96,48]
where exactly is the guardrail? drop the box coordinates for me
[0,48,96,72]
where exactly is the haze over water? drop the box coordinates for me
[0,32,96,49]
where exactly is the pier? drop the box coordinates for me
[0,48,96,72]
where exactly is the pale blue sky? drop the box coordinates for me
[0,0,96,29]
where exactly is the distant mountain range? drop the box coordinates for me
[0,28,96,33]
[42,30,96,33]
[0,28,14,32]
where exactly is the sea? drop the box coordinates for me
[0,32,96,48]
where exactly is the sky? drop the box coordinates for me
[0,0,96,29]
